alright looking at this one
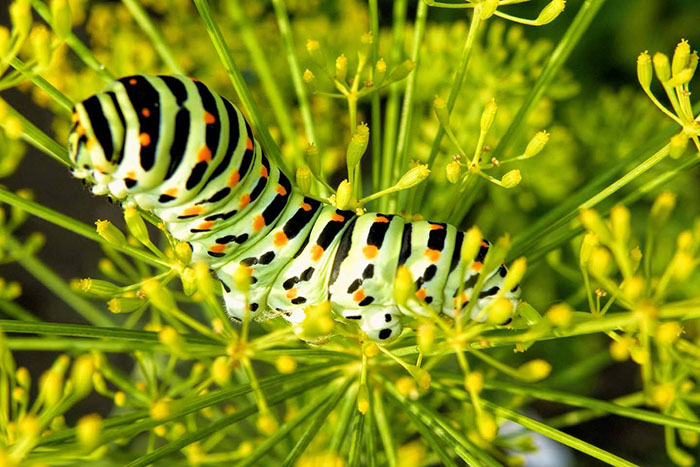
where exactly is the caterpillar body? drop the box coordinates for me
[68,74,520,342]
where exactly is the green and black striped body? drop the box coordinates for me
[68,75,520,342]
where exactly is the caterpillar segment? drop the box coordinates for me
[68,74,521,343]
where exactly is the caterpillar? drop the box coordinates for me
[68,74,520,342]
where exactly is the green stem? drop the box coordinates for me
[30,0,115,82]
[379,0,407,212]
[369,0,381,197]
[271,0,317,155]
[0,188,167,268]
[0,100,71,167]
[4,235,114,327]
[10,58,73,114]
[392,0,429,212]
[410,4,482,214]
[226,0,302,167]
[193,0,289,176]
[121,0,184,74]
[490,0,607,162]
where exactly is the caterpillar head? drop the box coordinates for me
[68,93,124,193]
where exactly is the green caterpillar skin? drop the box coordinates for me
[68,75,520,342]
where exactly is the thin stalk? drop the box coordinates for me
[372,387,396,467]
[282,378,353,467]
[271,0,317,155]
[121,0,184,74]
[391,0,429,212]
[193,0,289,175]
[482,400,638,467]
[379,0,408,212]
[126,372,340,467]
[227,0,302,167]
[0,187,168,268]
[30,0,115,82]
[5,235,114,327]
[1,100,71,167]
[369,0,381,196]
[490,0,607,162]
[10,58,73,114]
[411,4,482,214]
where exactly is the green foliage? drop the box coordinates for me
[0,0,700,465]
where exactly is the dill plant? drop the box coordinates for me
[0,0,699,465]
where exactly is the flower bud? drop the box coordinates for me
[579,209,613,245]
[31,25,52,70]
[95,220,127,247]
[108,297,143,314]
[80,278,120,298]
[579,233,598,267]
[502,257,526,292]
[524,130,549,158]
[175,242,192,265]
[407,365,431,391]
[656,321,682,345]
[71,354,94,397]
[480,0,499,20]
[179,267,198,297]
[298,301,334,341]
[193,262,215,298]
[388,59,414,83]
[397,164,430,189]
[233,264,251,294]
[275,355,297,374]
[517,359,551,382]
[637,51,652,90]
[2,115,23,139]
[142,278,177,312]
[50,0,72,39]
[666,68,694,87]
[610,338,630,361]
[669,132,689,159]
[417,322,435,353]
[374,58,387,87]
[18,414,41,441]
[480,99,497,134]
[16,367,30,388]
[688,52,699,79]
[461,227,483,263]
[357,382,370,414]
[394,266,414,306]
[465,371,483,394]
[535,0,566,25]
[650,192,675,228]
[296,165,312,194]
[622,276,645,301]
[257,414,278,435]
[433,95,449,128]
[124,206,151,246]
[477,413,498,441]
[653,52,671,82]
[41,369,63,407]
[150,400,171,420]
[306,39,324,67]
[10,0,32,38]
[546,303,572,327]
[610,204,630,244]
[446,161,461,184]
[114,391,126,407]
[304,143,321,176]
[588,247,612,277]
[672,39,691,76]
[501,169,521,188]
[347,123,369,169]
[486,297,513,324]
[335,179,352,209]
[364,342,379,357]
[335,54,348,82]
[303,69,316,93]
[670,251,695,281]
[211,356,231,387]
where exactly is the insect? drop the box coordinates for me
[68,74,520,342]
